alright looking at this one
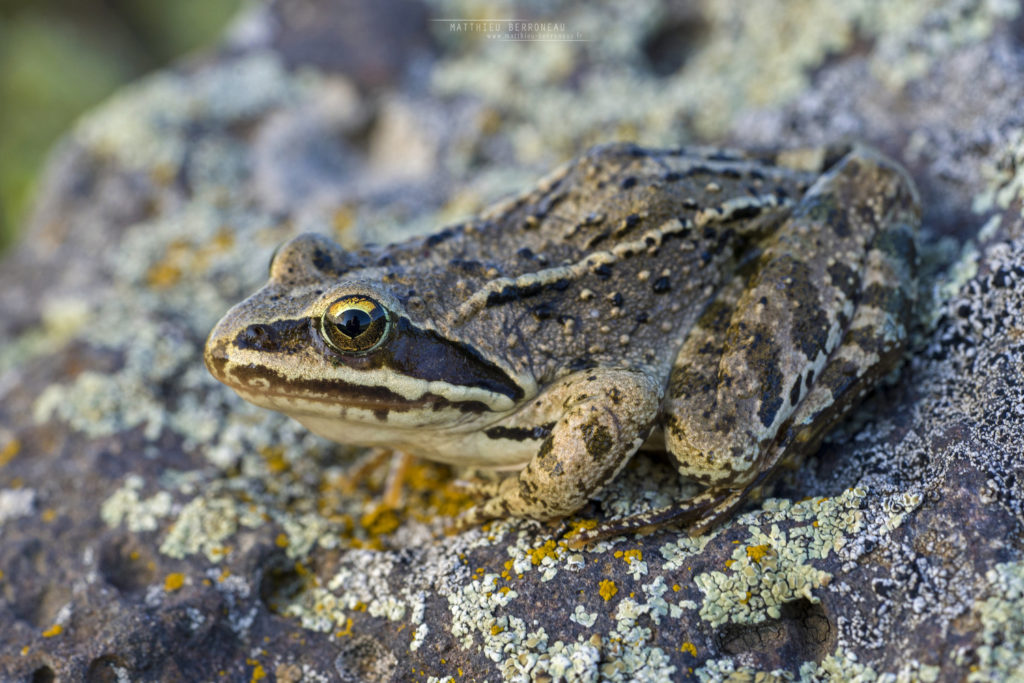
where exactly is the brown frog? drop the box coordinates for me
[204,143,919,541]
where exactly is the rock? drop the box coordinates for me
[1,0,1023,680]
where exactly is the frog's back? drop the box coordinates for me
[376,144,819,383]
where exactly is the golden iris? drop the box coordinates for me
[321,295,391,354]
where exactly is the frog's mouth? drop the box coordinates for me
[221,362,499,417]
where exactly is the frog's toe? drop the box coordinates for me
[449,500,506,535]
[451,477,501,503]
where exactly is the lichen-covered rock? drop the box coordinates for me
[1,0,1023,680]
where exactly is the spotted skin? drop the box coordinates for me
[204,143,919,541]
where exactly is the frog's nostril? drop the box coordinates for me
[243,324,270,349]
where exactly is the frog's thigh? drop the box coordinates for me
[664,147,919,486]
[663,272,746,485]
[462,370,661,523]
[783,197,917,444]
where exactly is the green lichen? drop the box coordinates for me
[695,657,791,682]
[796,646,942,681]
[100,475,174,533]
[159,496,243,562]
[695,646,942,681]
[75,51,298,174]
[428,0,1014,154]
[967,561,1024,681]
[693,488,867,627]
[973,129,1024,216]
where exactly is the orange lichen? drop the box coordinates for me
[164,573,185,591]
[0,439,20,467]
[614,549,643,565]
[359,507,401,536]
[331,204,357,241]
[746,544,772,563]
[146,231,235,289]
[246,659,266,681]
[259,446,290,474]
[680,641,697,657]
[598,579,618,601]
[528,539,560,565]
[563,518,598,542]
[146,261,183,288]
[42,624,63,638]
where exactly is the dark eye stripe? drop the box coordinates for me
[372,318,524,401]
[233,315,524,403]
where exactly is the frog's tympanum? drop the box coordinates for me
[205,143,919,541]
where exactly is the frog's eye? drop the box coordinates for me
[321,295,391,354]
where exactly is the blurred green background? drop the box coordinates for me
[0,0,242,254]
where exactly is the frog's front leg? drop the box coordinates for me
[458,369,662,525]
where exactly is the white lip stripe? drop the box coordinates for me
[225,347,529,412]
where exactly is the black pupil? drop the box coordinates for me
[338,309,372,338]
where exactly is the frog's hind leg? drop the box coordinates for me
[574,148,919,545]
[668,146,918,496]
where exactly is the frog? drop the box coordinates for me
[204,142,919,542]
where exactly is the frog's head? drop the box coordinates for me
[204,234,529,446]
